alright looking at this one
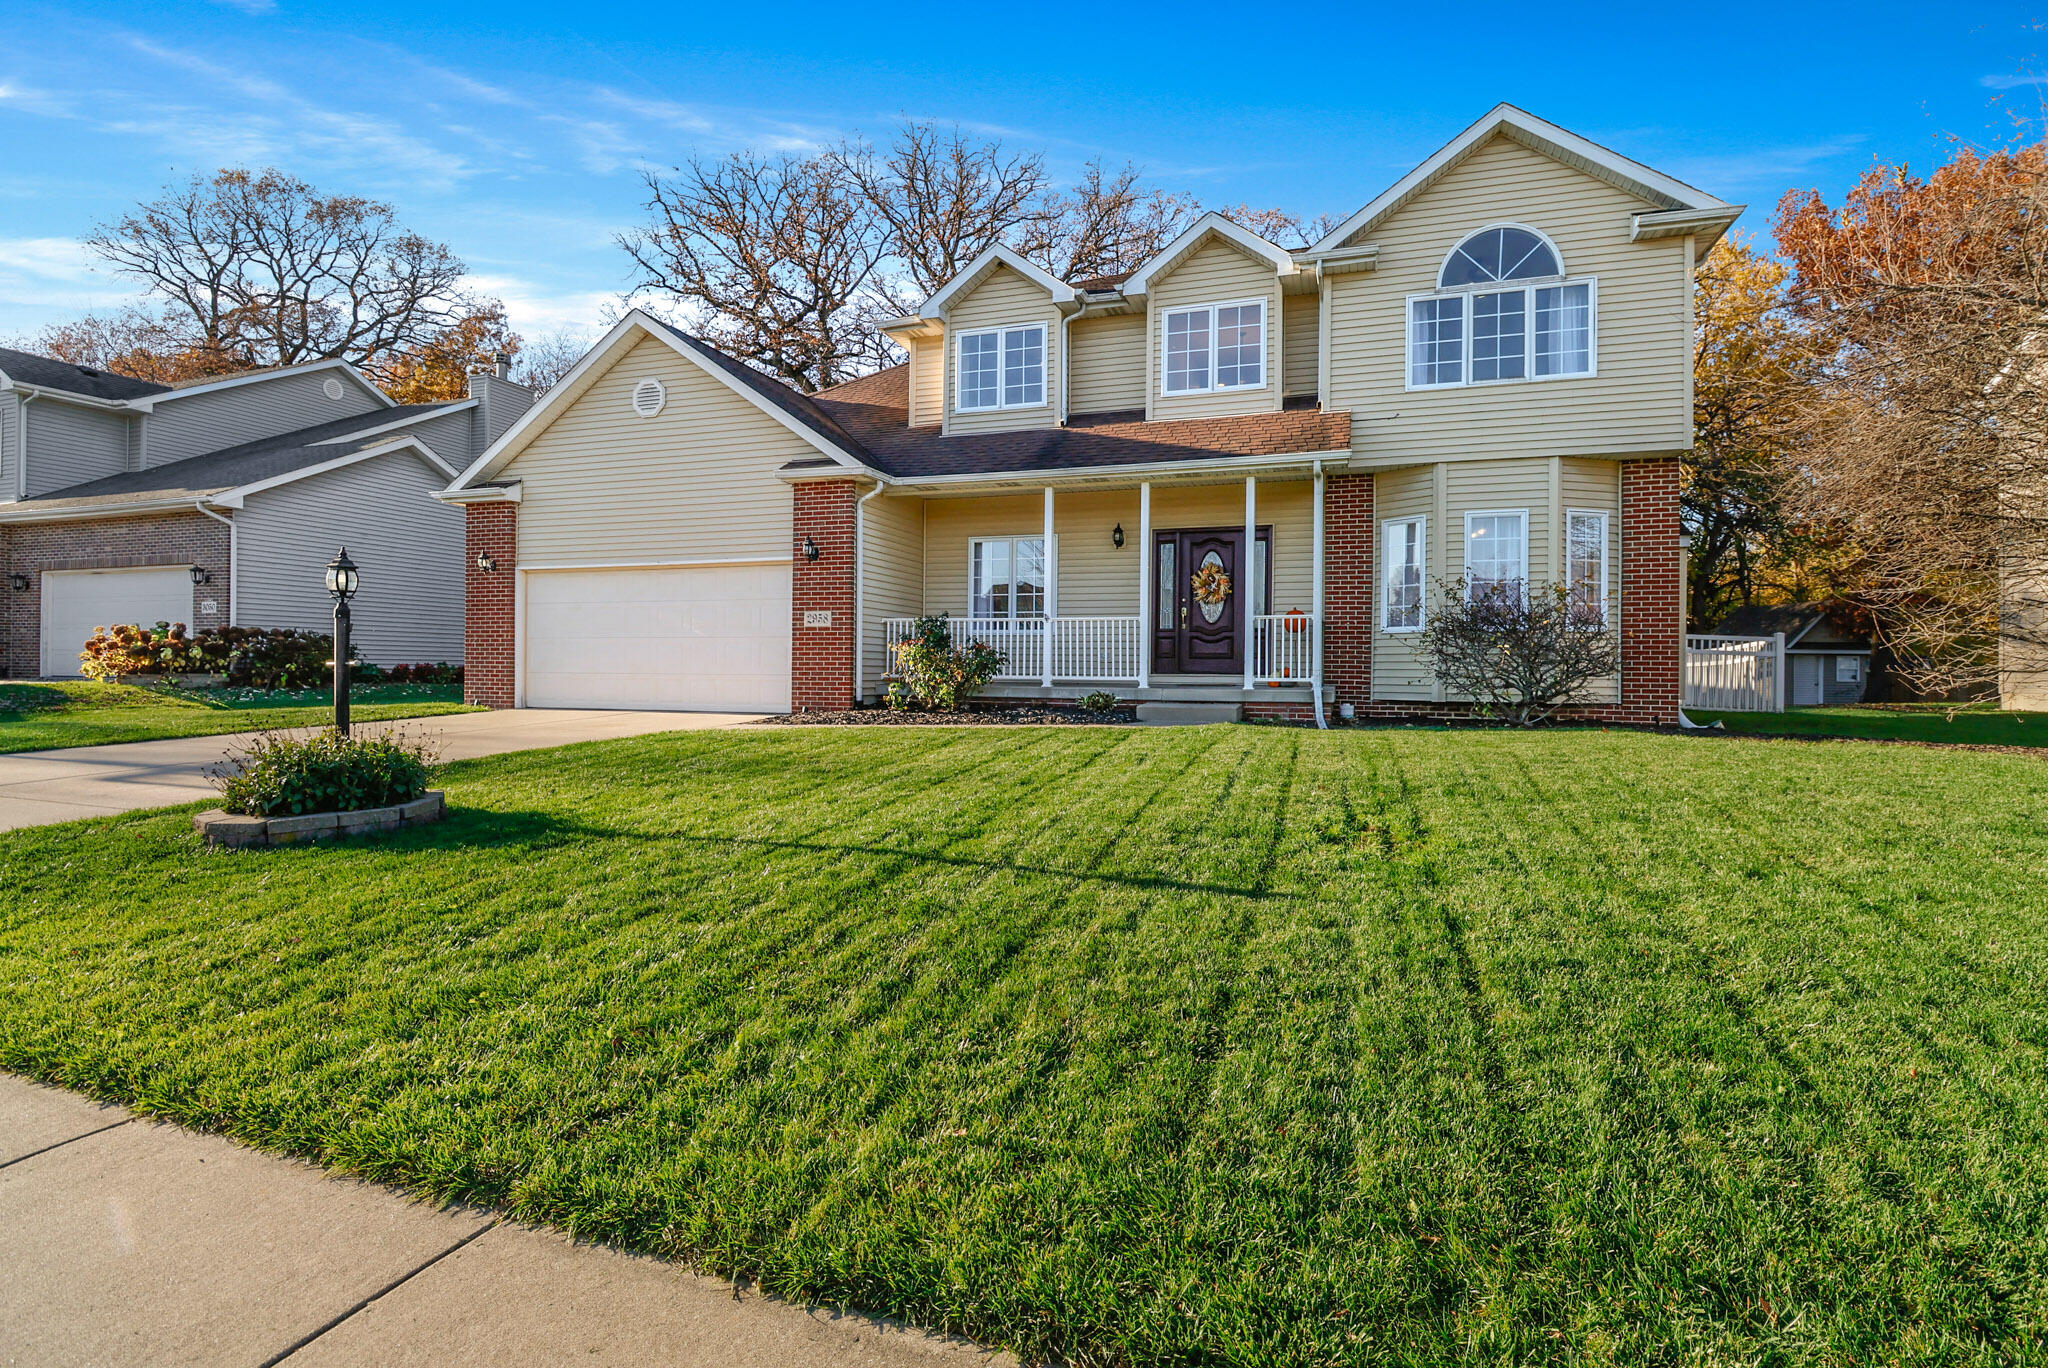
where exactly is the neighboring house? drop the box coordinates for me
[1716,603,1874,705]
[441,105,1737,723]
[0,350,534,677]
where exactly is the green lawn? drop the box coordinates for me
[0,679,477,754]
[1690,700,2047,748]
[4,727,2046,1365]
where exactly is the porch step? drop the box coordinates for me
[1136,701,1244,726]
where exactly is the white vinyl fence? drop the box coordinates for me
[1684,632,1785,712]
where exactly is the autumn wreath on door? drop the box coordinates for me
[1191,559,1232,623]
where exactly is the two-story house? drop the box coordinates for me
[440,105,1739,722]
[0,350,533,677]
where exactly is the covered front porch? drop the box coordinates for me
[857,460,1334,706]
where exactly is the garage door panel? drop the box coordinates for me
[523,565,791,712]
[40,567,195,678]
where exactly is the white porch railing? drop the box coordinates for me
[1251,613,1317,684]
[1048,616,1143,681]
[1684,632,1785,712]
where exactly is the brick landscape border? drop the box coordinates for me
[193,791,446,848]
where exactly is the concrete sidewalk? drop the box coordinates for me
[0,1074,1008,1367]
[0,709,762,832]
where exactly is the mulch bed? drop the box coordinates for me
[767,705,1136,726]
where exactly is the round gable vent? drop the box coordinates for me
[322,377,346,400]
[630,376,666,418]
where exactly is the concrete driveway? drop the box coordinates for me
[0,709,763,833]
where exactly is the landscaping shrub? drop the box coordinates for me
[385,662,463,685]
[1079,690,1121,714]
[890,615,1006,710]
[212,728,437,817]
[212,627,335,689]
[1419,578,1620,726]
[78,622,195,681]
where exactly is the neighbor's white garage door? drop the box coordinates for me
[523,564,793,712]
[40,566,194,677]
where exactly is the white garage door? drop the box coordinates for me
[523,564,793,712]
[41,566,195,677]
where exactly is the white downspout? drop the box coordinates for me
[14,392,32,500]
[194,500,236,627]
[856,482,884,704]
[1060,296,1090,424]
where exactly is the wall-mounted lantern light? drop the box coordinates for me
[1112,523,1125,549]
[476,552,496,572]
[802,535,820,562]
[189,566,212,586]
[8,573,28,592]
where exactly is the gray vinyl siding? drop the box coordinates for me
[25,400,131,496]
[145,370,383,468]
[861,493,925,692]
[232,450,465,664]
[0,393,16,500]
[390,409,476,469]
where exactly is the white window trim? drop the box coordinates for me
[1405,276,1599,392]
[1433,222,1567,288]
[1565,507,1611,625]
[967,534,1051,621]
[1463,508,1529,599]
[954,324,1049,413]
[1160,296,1270,396]
[1381,515,1428,633]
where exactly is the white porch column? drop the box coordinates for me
[1042,486,1056,687]
[1243,475,1258,691]
[1313,464,1325,698]
[1138,482,1152,689]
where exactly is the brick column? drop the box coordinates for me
[792,479,857,711]
[464,501,517,708]
[1620,458,1682,725]
[1323,472,1374,713]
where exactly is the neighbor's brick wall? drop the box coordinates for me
[792,480,857,711]
[1322,473,1373,714]
[0,511,231,678]
[464,502,517,708]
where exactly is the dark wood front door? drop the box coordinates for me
[1153,526,1270,675]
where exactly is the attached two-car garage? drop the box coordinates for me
[521,564,792,713]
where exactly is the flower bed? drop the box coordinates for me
[769,704,1135,726]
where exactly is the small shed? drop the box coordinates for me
[1715,603,1875,705]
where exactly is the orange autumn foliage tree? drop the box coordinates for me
[1774,140,2048,694]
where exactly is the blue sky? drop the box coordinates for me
[2,0,2043,347]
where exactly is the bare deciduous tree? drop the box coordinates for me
[86,169,490,385]
[1419,579,1621,726]
[1023,159,1201,282]
[837,122,1053,315]
[620,152,891,392]
[511,329,590,392]
[1214,203,1344,247]
[28,305,231,385]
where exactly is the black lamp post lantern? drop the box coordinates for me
[325,548,360,736]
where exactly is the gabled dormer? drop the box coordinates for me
[884,244,1077,437]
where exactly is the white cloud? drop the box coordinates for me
[1659,135,1870,194]
[466,273,619,339]
[1981,72,2047,90]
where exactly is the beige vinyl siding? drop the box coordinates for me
[1150,240,1283,422]
[919,481,1315,622]
[145,370,383,468]
[233,450,465,662]
[943,265,1061,435]
[1326,134,1692,465]
[1561,457,1623,702]
[908,334,944,427]
[500,334,813,564]
[1370,466,1437,699]
[861,492,924,691]
[1282,292,1319,398]
[1067,313,1147,415]
[25,400,130,496]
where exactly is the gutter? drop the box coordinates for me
[193,499,237,627]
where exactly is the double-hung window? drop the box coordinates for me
[1464,510,1528,602]
[970,536,1047,622]
[1382,516,1426,631]
[1565,509,1609,624]
[1408,225,1595,389]
[1163,300,1265,394]
[957,325,1046,411]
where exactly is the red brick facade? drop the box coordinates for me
[1616,457,1683,726]
[792,479,857,711]
[0,511,231,678]
[463,501,517,708]
[1322,473,1374,714]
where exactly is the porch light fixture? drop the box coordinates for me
[475,552,497,572]
[325,548,360,737]
[8,573,27,592]
[802,535,820,561]
[1112,523,1125,549]
[189,566,211,586]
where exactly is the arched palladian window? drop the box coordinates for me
[1409,225,1594,389]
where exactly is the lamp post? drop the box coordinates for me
[325,548,360,736]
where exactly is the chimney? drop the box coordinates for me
[493,351,513,381]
